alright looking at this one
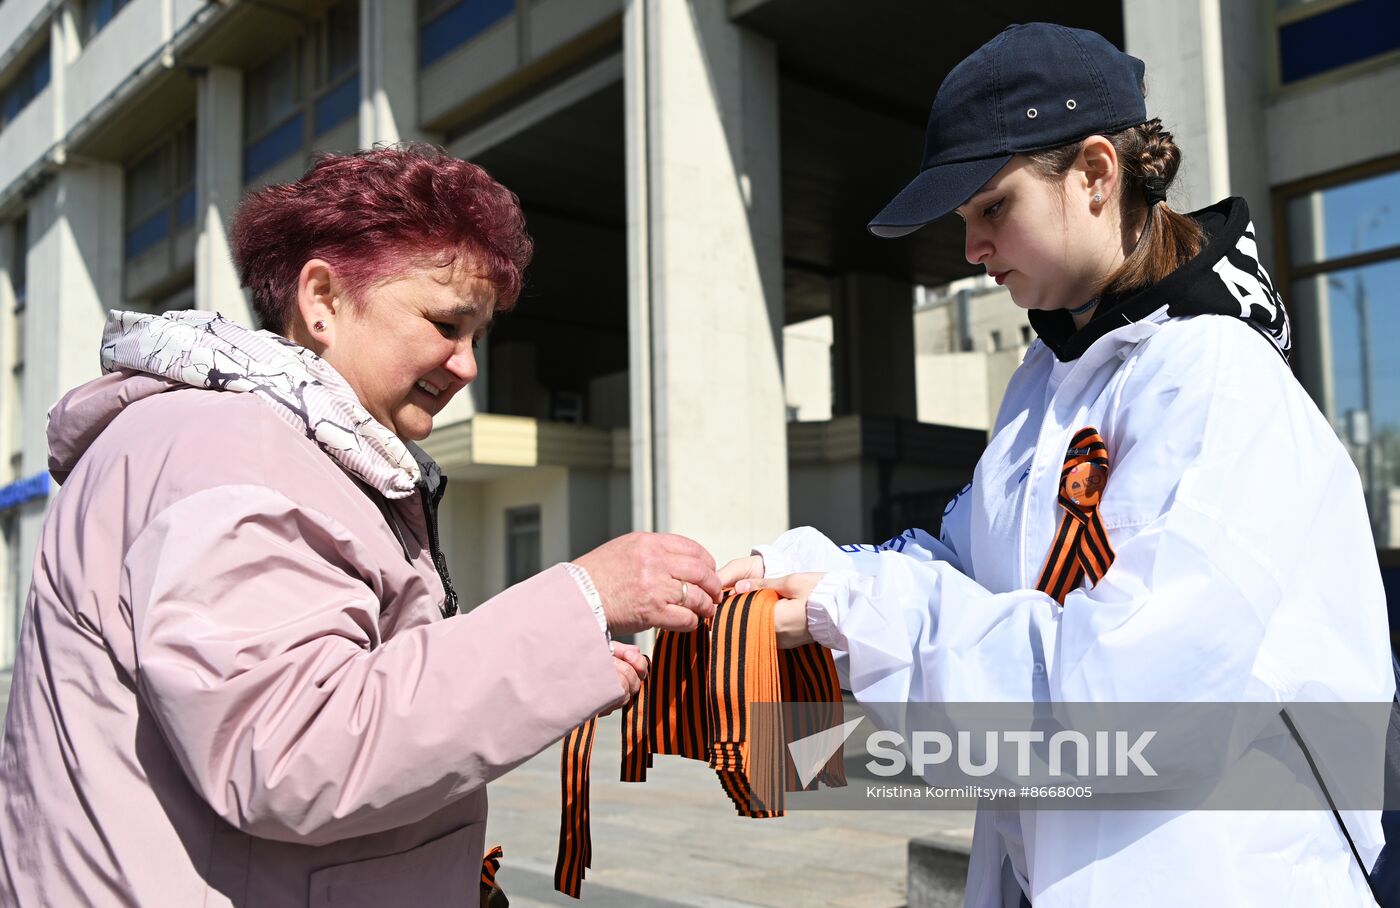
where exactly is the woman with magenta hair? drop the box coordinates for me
[722,23,1392,906]
[0,145,721,906]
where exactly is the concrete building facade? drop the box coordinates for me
[3,0,1400,713]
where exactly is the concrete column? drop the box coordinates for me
[1122,0,1272,254]
[359,0,433,146]
[51,3,80,142]
[195,66,254,326]
[25,167,121,458]
[624,0,787,560]
[0,221,17,677]
[13,164,121,645]
[0,222,15,473]
[832,273,916,420]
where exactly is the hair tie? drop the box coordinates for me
[1142,176,1168,207]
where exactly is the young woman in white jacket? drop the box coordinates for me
[721,23,1393,907]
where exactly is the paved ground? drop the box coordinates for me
[486,711,974,908]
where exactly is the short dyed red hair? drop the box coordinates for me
[231,144,533,333]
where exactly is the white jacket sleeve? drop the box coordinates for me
[755,525,959,579]
[754,525,963,696]
[765,329,1389,712]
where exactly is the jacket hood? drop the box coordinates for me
[47,310,422,497]
[1028,197,1292,362]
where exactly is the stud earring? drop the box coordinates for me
[313,320,326,332]
[1092,192,1103,205]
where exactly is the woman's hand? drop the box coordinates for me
[743,572,824,649]
[575,532,723,634]
[717,554,765,591]
[599,642,649,716]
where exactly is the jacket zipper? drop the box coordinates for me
[421,481,460,619]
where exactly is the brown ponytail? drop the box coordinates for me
[1027,118,1205,298]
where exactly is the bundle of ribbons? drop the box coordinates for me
[554,588,847,898]
[543,427,1117,899]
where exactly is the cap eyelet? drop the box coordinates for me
[1026,108,1038,119]
[1065,99,1077,110]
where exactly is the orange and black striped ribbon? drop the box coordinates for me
[554,589,846,898]
[1035,427,1116,603]
[554,717,597,898]
[620,654,652,783]
[480,844,504,906]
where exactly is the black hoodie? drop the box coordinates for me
[1028,197,1292,363]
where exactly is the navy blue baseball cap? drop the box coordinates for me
[868,23,1148,238]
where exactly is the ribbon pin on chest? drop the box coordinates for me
[1036,427,1117,604]
[1062,459,1107,509]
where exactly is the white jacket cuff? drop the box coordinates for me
[807,571,860,651]
[564,561,613,654]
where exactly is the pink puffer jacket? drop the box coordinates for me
[0,312,620,906]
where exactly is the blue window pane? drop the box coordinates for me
[175,188,197,227]
[125,209,170,259]
[1286,170,1400,266]
[31,50,50,95]
[1,89,21,123]
[313,75,359,136]
[89,0,133,36]
[419,0,514,69]
[326,2,360,83]
[90,0,115,33]
[1279,0,1400,84]
[1290,259,1400,545]
[1,46,50,126]
[243,112,304,182]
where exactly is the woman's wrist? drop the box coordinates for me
[774,596,814,648]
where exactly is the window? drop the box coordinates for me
[84,0,135,41]
[0,42,50,132]
[1020,325,1033,346]
[124,121,196,262]
[551,391,584,424]
[505,505,541,587]
[418,0,514,70]
[244,43,305,181]
[1275,0,1400,86]
[312,1,360,137]
[1280,160,1400,547]
[243,0,360,183]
